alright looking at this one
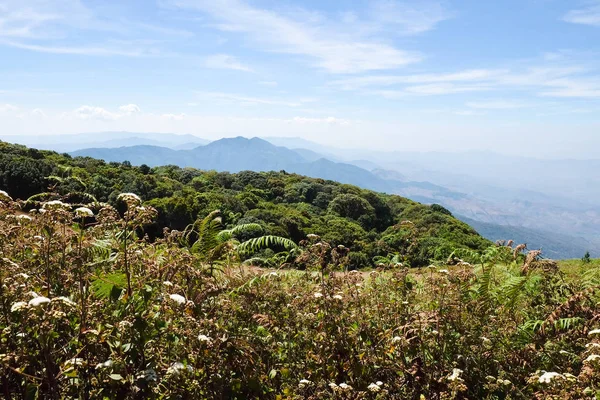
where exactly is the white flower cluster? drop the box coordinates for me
[167,361,194,375]
[298,379,312,388]
[0,190,12,202]
[75,207,94,218]
[42,200,70,211]
[198,334,212,343]
[367,381,383,392]
[117,193,142,206]
[447,368,464,382]
[538,371,564,384]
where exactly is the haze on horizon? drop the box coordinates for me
[2,0,600,158]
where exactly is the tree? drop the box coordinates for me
[582,251,591,263]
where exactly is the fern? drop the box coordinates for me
[217,223,263,241]
[238,235,298,255]
[91,272,126,301]
[501,275,529,309]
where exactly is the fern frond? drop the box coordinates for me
[91,272,126,301]
[238,235,298,255]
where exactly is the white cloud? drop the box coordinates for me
[563,2,600,26]
[161,113,186,120]
[258,81,278,86]
[119,104,141,115]
[329,62,600,99]
[0,103,19,113]
[74,106,119,120]
[73,104,142,120]
[405,83,488,95]
[369,1,451,35]
[167,0,425,73]
[203,53,253,72]
[288,116,350,125]
[466,100,532,109]
[196,91,312,107]
[330,69,506,90]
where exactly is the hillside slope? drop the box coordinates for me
[1,140,491,267]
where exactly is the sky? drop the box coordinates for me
[1,0,600,158]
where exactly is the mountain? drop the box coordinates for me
[0,139,491,269]
[458,215,596,260]
[0,132,209,153]
[63,137,600,258]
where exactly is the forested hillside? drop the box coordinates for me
[0,141,490,268]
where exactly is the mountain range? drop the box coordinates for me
[61,134,600,259]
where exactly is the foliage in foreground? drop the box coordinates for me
[1,192,600,399]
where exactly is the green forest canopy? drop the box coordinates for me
[0,141,490,267]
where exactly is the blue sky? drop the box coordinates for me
[1,0,600,157]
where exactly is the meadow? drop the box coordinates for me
[1,190,600,399]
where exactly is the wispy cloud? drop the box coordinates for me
[0,0,186,57]
[0,39,151,56]
[73,104,142,120]
[203,54,253,72]
[287,116,350,125]
[165,0,438,73]
[258,81,278,87]
[368,1,452,35]
[329,62,600,99]
[466,100,533,109]
[563,2,600,26]
[195,91,312,107]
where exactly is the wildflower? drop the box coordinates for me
[17,215,32,222]
[16,273,29,280]
[481,336,492,346]
[0,190,12,202]
[339,383,353,391]
[64,358,85,367]
[167,362,194,375]
[27,291,40,298]
[75,207,94,218]
[52,296,76,307]
[10,302,27,312]
[368,383,381,392]
[588,328,600,336]
[402,301,409,305]
[585,354,600,363]
[169,294,186,305]
[268,271,278,277]
[538,371,564,384]
[333,294,343,300]
[198,334,212,343]
[392,336,402,343]
[137,369,158,382]
[162,281,174,287]
[117,193,142,206]
[314,292,323,298]
[118,320,133,329]
[16,332,26,338]
[328,382,338,389]
[587,343,600,348]
[447,368,463,382]
[42,200,70,211]
[306,234,319,239]
[299,379,311,388]
[28,296,51,307]
[438,269,449,274]
[95,360,114,370]
[376,381,383,386]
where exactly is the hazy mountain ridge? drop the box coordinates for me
[8,132,598,258]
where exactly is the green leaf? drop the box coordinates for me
[109,374,124,381]
[91,272,126,300]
